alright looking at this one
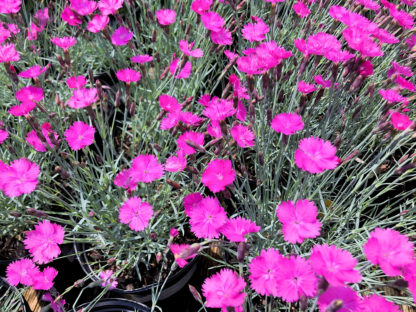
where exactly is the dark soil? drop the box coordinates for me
[0,236,26,261]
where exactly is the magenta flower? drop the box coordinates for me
[201,11,224,32]
[0,43,20,63]
[391,112,412,131]
[203,97,236,121]
[170,244,197,267]
[18,65,48,78]
[363,228,414,276]
[404,261,416,303]
[0,158,40,198]
[210,27,233,45]
[314,75,332,88]
[130,154,164,183]
[309,244,362,286]
[169,55,192,79]
[242,16,269,42]
[191,0,212,14]
[343,28,383,58]
[189,197,227,239]
[87,14,109,33]
[165,152,187,172]
[293,2,311,17]
[64,121,95,150]
[389,7,414,29]
[179,111,204,126]
[177,131,204,155]
[98,0,124,15]
[116,68,141,83]
[220,216,260,242]
[318,286,361,312]
[51,36,77,50]
[155,9,176,25]
[275,255,317,302]
[42,293,66,312]
[24,220,65,264]
[61,7,82,26]
[32,267,58,290]
[388,61,413,78]
[70,0,97,16]
[361,294,401,312]
[379,89,407,103]
[9,101,36,116]
[6,258,39,286]
[66,76,87,89]
[119,196,153,232]
[179,40,203,58]
[276,199,322,244]
[230,124,255,148]
[99,270,118,290]
[0,123,8,144]
[359,60,374,77]
[16,86,43,104]
[237,55,264,75]
[183,192,204,217]
[355,0,380,11]
[0,0,21,14]
[131,54,153,63]
[201,159,235,193]
[159,94,181,112]
[271,112,304,135]
[249,248,284,296]
[395,75,415,92]
[66,88,98,109]
[26,122,59,152]
[202,269,246,310]
[294,137,339,174]
[111,26,133,46]
[298,81,316,94]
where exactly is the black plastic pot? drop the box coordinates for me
[73,298,150,312]
[74,242,199,303]
[0,277,31,312]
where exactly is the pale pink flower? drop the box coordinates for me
[363,228,414,276]
[221,216,260,242]
[169,54,192,79]
[230,124,255,148]
[201,159,235,193]
[177,131,204,155]
[0,43,20,63]
[309,244,362,286]
[293,2,311,17]
[64,121,95,150]
[99,270,118,289]
[294,137,339,173]
[318,286,361,312]
[119,196,153,231]
[51,36,77,50]
[276,199,321,244]
[111,26,133,46]
[18,65,48,78]
[391,112,412,131]
[24,220,65,264]
[98,0,124,15]
[202,269,246,309]
[271,112,304,135]
[201,11,224,32]
[131,54,153,63]
[116,68,141,83]
[361,294,401,312]
[179,40,203,58]
[189,197,227,239]
[242,16,269,42]
[61,7,82,26]
[155,9,176,25]
[32,267,58,290]
[87,14,109,33]
[6,258,39,286]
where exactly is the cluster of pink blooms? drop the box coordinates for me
[0,158,40,197]
[6,220,64,290]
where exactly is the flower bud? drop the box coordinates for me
[167,179,181,189]
[27,208,48,218]
[177,243,201,259]
[189,285,202,303]
[237,242,247,262]
[9,211,21,218]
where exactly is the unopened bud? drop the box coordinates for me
[107,258,115,264]
[166,179,181,189]
[156,252,162,263]
[177,243,201,259]
[74,279,85,287]
[27,208,48,218]
[10,211,21,217]
[237,242,247,262]
[258,152,264,166]
[189,284,203,303]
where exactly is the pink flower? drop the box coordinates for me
[191,0,212,15]
[202,269,246,309]
[119,196,153,231]
[70,0,97,16]
[389,7,414,29]
[309,244,362,286]
[179,111,204,126]
[170,244,196,267]
[0,158,40,198]
[379,89,407,103]
[363,228,414,276]
[156,9,176,26]
[271,112,304,135]
[177,131,205,155]
[210,27,233,45]
[179,40,203,58]
[169,228,179,237]
[318,286,361,312]
[64,121,95,150]
[395,76,415,92]
[24,220,65,264]
[0,0,21,14]
[201,11,224,31]
[66,76,87,89]
[0,24,11,43]
[169,55,192,79]
[276,199,321,244]
[360,294,401,312]
[32,267,58,290]
[6,258,39,286]
[16,86,43,103]
[314,75,332,88]
[298,81,316,94]
[98,0,124,15]
[201,159,235,193]
[116,68,141,83]
[51,37,77,50]
[355,0,380,11]
[203,97,236,121]
[242,16,269,42]
[183,192,204,217]
[236,55,264,75]
[9,101,36,116]
[130,154,164,183]
[66,88,98,109]
[87,14,109,33]
[343,28,383,58]
[249,248,284,296]
[275,255,317,302]
[26,122,59,152]
[189,197,227,239]
[230,124,255,148]
[220,216,260,242]
[165,152,187,172]
[294,137,339,173]
[61,7,82,26]
[111,26,133,46]
[131,54,153,63]
[159,94,181,112]
[404,261,416,303]
[293,2,311,17]
[359,60,373,77]
[391,112,412,131]
[42,293,66,312]
[0,43,20,63]
[99,270,118,289]
[18,65,48,78]
[388,61,414,78]
[0,125,8,144]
